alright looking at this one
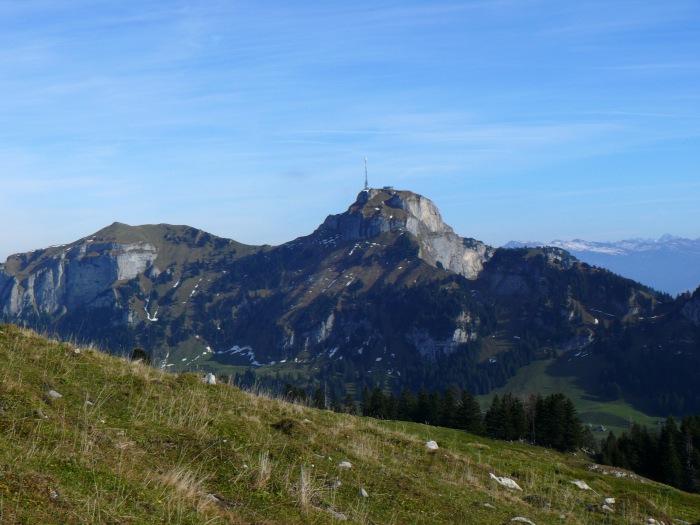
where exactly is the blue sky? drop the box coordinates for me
[1,1,699,260]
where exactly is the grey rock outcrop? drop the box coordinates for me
[0,240,157,318]
[319,188,493,279]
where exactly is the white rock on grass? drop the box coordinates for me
[604,497,615,505]
[338,461,352,469]
[359,488,369,498]
[201,373,216,385]
[511,517,536,525]
[47,389,63,399]
[571,480,592,490]
[489,473,522,491]
[425,440,439,451]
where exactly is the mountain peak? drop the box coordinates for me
[318,188,492,279]
[321,188,453,243]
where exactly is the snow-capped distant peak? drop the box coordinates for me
[548,240,625,255]
[503,234,700,296]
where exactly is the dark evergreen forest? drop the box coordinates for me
[598,416,700,494]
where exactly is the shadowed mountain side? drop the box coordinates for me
[1,188,697,416]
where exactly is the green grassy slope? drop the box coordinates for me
[1,324,698,524]
[484,352,665,437]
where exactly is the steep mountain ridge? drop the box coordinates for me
[2,188,694,414]
[0,223,259,346]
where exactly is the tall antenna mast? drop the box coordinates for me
[364,157,368,190]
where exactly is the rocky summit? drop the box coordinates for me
[320,188,492,278]
[1,188,698,413]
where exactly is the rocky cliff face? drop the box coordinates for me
[319,188,493,279]
[0,239,157,318]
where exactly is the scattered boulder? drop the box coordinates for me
[360,488,369,498]
[425,440,439,451]
[570,479,598,494]
[338,461,352,469]
[605,498,615,505]
[570,480,591,490]
[511,517,535,525]
[489,473,522,491]
[47,389,63,399]
[601,504,614,513]
[201,373,216,385]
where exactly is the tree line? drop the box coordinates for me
[295,383,587,453]
[598,415,700,493]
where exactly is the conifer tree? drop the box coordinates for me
[659,417,683,488]
[415,388,431,424]
[559,396,583,451]
[386,393,399,421]
[360,386,372,416]
[485,395,505,438]
[369,386,387,419]
[313,387,325,410]
[398,389,416,422]
[456,391,484,434]
[504,394,527,441]
[344,393,356,415]
[439,385,459,428]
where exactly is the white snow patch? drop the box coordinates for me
[144,298,159,322]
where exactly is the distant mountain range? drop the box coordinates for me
[2,188,699,416]
[504,235,700,296]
